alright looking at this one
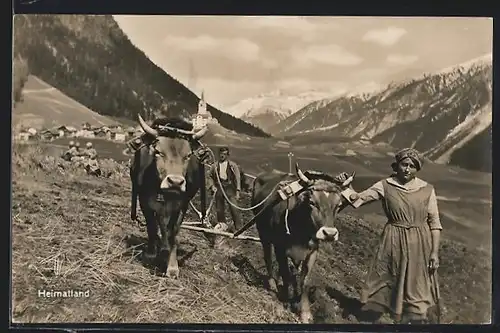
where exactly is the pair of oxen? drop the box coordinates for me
[129,115,356,324]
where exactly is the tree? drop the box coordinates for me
[12,56,29,107]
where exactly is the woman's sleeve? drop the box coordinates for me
[351,180,385,207]
[427,188,443,230]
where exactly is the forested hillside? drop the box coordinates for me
[12,14,269,137]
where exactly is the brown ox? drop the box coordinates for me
[129,115,209,278]
[251,164,354,323]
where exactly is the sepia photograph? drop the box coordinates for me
[11,14,492,325]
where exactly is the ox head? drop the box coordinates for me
[137,114,209,195]
[294,163,355,242]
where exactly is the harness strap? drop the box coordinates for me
[284,198,291,235]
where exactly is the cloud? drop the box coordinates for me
[238,16,338,40]
[292,44,363,67]
[163,35,260,62]
[193,78,264,108]
[277,78,347,94]
[386,54,419,65]
[362,26,407,46]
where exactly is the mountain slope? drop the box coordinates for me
[12,14,269,138]
[274,54,492,171]
[13,75,118,130]
[227,90,338,132]
[449,124,492,173]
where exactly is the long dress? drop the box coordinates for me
[353,176,443,320]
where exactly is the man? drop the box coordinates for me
[82,142,98,160]
[70,142,85,165]
[82,142,101,176]
[61,141,77,161]
[208,146,243,233]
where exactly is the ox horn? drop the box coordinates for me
[296,163,311,184]
[192,125,208,140]
[342,171,356,187]
[138,114,158,137]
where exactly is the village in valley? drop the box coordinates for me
[15,122,143,143]
[13,90,218,145]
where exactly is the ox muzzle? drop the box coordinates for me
[160,174,187,192]
[315,226,339,241]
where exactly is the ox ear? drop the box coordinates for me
[297,189,311,203]
[135,146,156,187]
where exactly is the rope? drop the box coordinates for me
[205,147,282,212]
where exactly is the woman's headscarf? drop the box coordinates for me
[391,148,423,171]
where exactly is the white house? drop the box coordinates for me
[15,132,31,141]
[115,133,126,142]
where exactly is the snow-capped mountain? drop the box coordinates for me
[225,89,344,132]
[272,53,492,172]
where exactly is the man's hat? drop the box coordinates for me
[219,146,229,153]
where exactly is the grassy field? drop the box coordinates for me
[11,140,492,325]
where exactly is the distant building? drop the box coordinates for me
[40,129,60,141]
[64,126,77,137]
[15,131,32,142]
[115,133,126,142]
[75,129,95,138]
[94,127,108,138]
[191,91,218,130]
[27,128,37,136]
[109,124,123,132]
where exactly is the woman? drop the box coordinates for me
[337,148,442,324]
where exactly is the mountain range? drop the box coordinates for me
[225,89,343,132]
[267,53,492,172]
[12,14,269,138]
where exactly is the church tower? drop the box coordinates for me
[198,90,207,114]
[192,89,216,129]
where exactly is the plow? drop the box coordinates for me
[181,172,262,243]
[175,147,300,244]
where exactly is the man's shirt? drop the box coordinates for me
[219,161,228,180]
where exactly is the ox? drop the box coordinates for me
[251,164,354,323]
[130,115,209,278]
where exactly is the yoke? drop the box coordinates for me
[277,180,304,201]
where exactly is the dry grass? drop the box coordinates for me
[11,143,492,324]
[11,143,297,324]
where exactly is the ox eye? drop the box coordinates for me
[310,201,319,209]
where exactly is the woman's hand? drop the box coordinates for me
[429,252,440,271]
[335,172,350,183]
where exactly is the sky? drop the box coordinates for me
[113,16,492,110]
